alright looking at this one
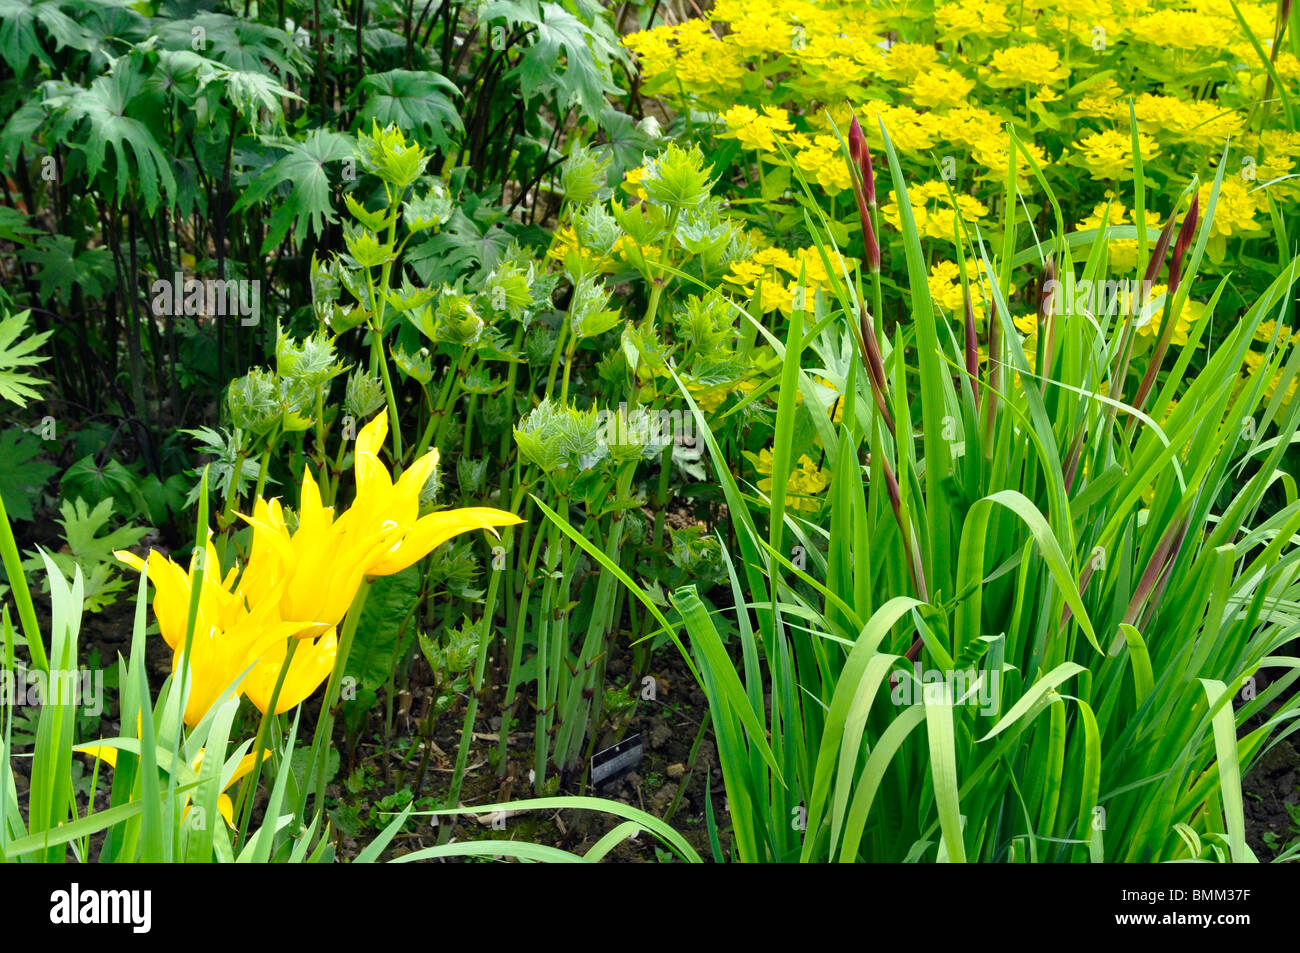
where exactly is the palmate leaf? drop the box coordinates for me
[59,454,138,515]
[71,0,147,73]
[16,235,114,305]
[153,11,302,79]
[357,69,463,155]
[214,66,300,126]
[0,308,52,406]
[0,96,48,169]
[0,428,56,521]
[407,203,516,284]
[43,57,177,211]
[233,129,356,253]
[481,0,623,120]
[0,0,92,74]
[21,497,148,612]
[152,49,300,129]
[0,206,40,245]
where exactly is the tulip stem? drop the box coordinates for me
[219,445,247,530]
[234,637,299,850]
[428,351,467,453]
[544,315,570,402]
[300,580,371,826]
[494,479,541,777]
[445,518,515,816]
[254,430,280,501]
[371,331,403,462]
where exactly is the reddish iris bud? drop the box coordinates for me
[962,281,979,405]
[848,116,876,208]
[864,220,881,273]
[857,304,895,432]
[1037,257,1057,324]
[1141,210,1179,291]
[848,115,881,272]
[1168,194,1198,294]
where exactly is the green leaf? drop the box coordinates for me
[23,497,146,611]
[233,129,356,253]
[0,308,51,406]
[59,454,138,516]
[154,12,303,78]
[0,0,91,75]
[345,567,421,692]
[483,1,624,121]
[0,428,55,522]
[357,70,463,155]
[45,55,177,211]
[16,237,114,306]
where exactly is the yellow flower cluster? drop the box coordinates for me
[881,181,990,243]
[623,19,748,99]
[720,105,796,153]
[752,447,832,513]
[936,1,1013,37]
[927,259,1016,325]
[1075,200,1149,273]
[987,43,1071,87]
[1079,93,1244,148]
[1241,350,1299,415]
[1198,177,1261,239]
[1132,284,1202,348]
[725,243,858,314]
[910,67,976,109]
[1075,129,1160,180]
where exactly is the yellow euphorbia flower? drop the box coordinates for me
[1076,129,1160,181]
[751,448,831,513]
[987,43,1070,87]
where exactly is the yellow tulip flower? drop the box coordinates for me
[240,409,523,627]
[242,627,338,716]
[116,408,524,728]
[116,546,326,725]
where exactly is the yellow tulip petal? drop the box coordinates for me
[218,793,235,828]
[356,409,388,458]
[243,629,338,716]
[73,743,120,769]
[223,749,271,793]
[368,508,523,576]
[114,550,145,572]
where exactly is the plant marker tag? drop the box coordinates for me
[591,734,643,788]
